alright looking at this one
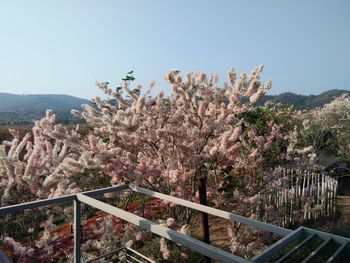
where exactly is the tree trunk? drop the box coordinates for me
[199,176,211,263]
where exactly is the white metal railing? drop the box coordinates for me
[84,246,156,263]
[1,184,349,262]
[77,193,249,263]
[129,186,292,236]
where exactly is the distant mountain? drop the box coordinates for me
[0,89,349,125]
[256,89,350,110]
[0,93,89,124]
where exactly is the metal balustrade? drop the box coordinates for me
[0,184,349,262]
[84,247,156,263]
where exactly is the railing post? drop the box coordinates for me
[199,176,211,263]
[74,199,81,263]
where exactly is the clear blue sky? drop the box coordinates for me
[0,0,349,99]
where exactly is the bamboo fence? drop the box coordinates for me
[259,167,338,227]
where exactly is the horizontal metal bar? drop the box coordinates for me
[125,247,156,263]
[301,237,332,263]
[275,233,317,263]
[0,251,11,263]
[84,247,126,263]
[84,246,155,263]
[327,242,348,263]
[303,227,350,245]
[77,193,250,263]
[0,194,76,215]
[126,254,145,263]
[0,184,128,215]
[84,247,125,263]
[130,186,292,236]
[252,227,304,263]
[83,184,129,198]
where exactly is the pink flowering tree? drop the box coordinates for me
[69,67,284,260]
[301,94,350,162]
[0,111,92,205]
[0,109,131,261]
[0,66,288,261]
[71,66,281,204]
[0,112,95,261]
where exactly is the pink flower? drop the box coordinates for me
[180,252,189,260]
[180,225,191,236]
[159,238,170,259]
[166,218,176,228]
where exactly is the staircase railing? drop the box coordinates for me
[1,184,349,262]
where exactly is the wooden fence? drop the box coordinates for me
[258,167,338,227]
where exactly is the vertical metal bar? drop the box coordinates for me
[199,176,211,263]
[74,199,81,263]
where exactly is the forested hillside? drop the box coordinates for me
[256,89,350,109]
[0,89,349,124]
[0,93,89,124]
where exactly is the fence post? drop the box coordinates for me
[199,176,211,263]
[74,199,81,263]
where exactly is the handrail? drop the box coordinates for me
[1,183,348,262]
[0,184,129,215]
[130,185,292,236]
[77,193,250,263]
[84,247,157,263]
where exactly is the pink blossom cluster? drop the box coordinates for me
[302,94,350,160]
[2,66,323,260]
[3,237,34,256]
[69,66,280,202]
[0,111,90,204]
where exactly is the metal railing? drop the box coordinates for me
[84,246,156,263]
[1,184,349,262]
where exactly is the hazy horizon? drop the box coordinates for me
[1,0,350,99]
[1,88,349,100]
